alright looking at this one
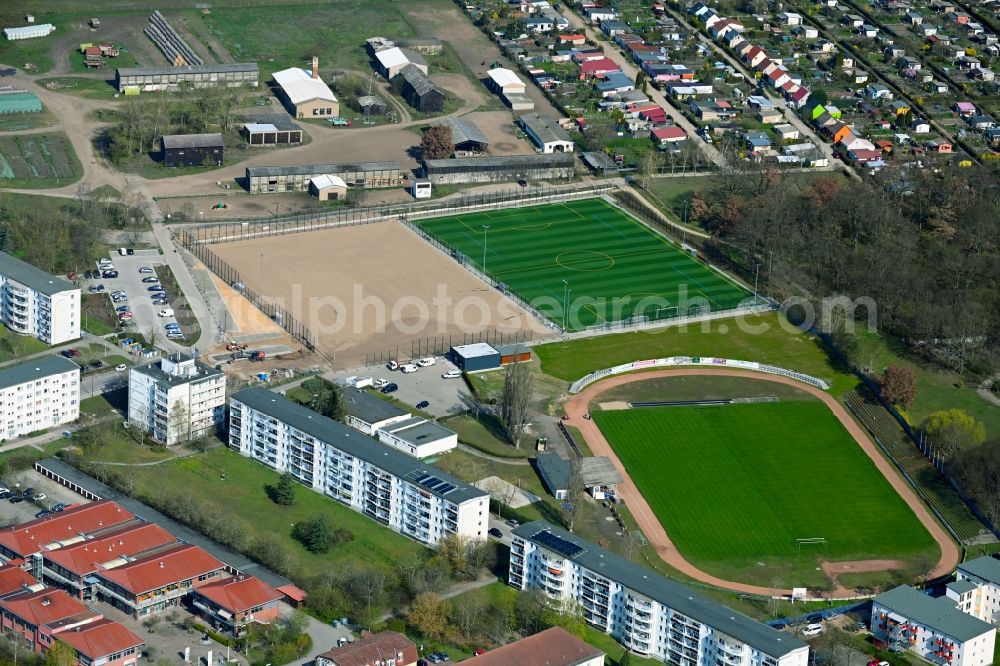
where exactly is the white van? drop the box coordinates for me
[801,624,823,637]
[400,363,418,374]
[387,360,399,371]
[417,357,436,367]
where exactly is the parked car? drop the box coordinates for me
[801,624,823,637]
[102,270,119,278]
[142,277,159,283]
[416,400,430,409]
[52,503,66,512]
[115,364,127,372]
[0,492,11,500]
[441,370,461,379]
[61,349,80,358]
[32,493,46,502]
[505,519,519,528]
[416,357,435,367]
[87,285,102,293]
[88,360,103,369]
[148,285,164,292]
[372,378,389,389]
[139,267,153,274]
[158,308,174,317]
[8,496,23,504]
[387,360,399,371]
[34,510,50,519]
[488,527,503,538]
[380,383,398,394]
[400,363,418,374]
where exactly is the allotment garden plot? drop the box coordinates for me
[0,133,81,188]
[413,198,750,332]
[592,398,938,586]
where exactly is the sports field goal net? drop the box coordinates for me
[795,537,827,552]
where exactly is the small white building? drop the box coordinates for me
[378,418,457,458]
[952,556,1000,622]
[343,386,412,436]
[374,47,428,79]
[0,251,80,346]
[518,113,575,153]
[128,353,226,445]
[309,174,348,201]
[0,355,79,440]
[485,68,527,95]
[872,585,995,666]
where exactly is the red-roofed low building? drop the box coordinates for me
[316,631,418,666]
[0,501,136,563]
[558,34,586,45]
[188,575,281,637]
[578,58,621,78]
[651,126,688,146]
[473,627,605,666]
[0,587,102,654]
[0,564,41,599]
[57,618,144,666]
[42,523,177,600]
[94,544,225,618]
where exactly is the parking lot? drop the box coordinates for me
[0,469,92,526]
[83,249,183,349]
[327,356,474,417]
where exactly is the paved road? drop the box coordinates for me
[560,9,728,168]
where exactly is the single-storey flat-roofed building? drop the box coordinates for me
[161,133,224,167]
[430,116,489,154]
[518,114,574,153]
[343,386,411,436]
[536,452,624,500]
[272,58,339,119]
[115,63,259,92]
[449,343,500,373]
[241,116,303,146]
[246,161,405,193]
[375,47,428,79]
[497,343,531,365]
[397,64,445,113]
[421,153,575,184]
[378,418,458,458]
[309,174,349,201]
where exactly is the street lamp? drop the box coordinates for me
[753,263,760,306]
[562,280,570,331]
[482,225,490,274]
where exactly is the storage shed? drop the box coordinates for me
[308,174,348,201]
[429,116,489,154]
[449,343,500,373]
[497,343,531,365]
[397,64,444,113]
[357,95,388,115]
[161,133,224,167]
[241,117,303,146]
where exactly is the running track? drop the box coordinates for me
[562,368,960,598]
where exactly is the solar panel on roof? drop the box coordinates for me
[533,530,585,558]
[437,483,456,494]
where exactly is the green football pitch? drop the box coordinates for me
[593,401,938,583]
[412,198,751,332]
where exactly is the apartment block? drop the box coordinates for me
[0,355,80,440]
[0,250,80,345]
[188,575,282,637]
[951,556,1000,623]
[57,618,144,666]
[0,587,103,656]
[128,353,226,445]
[509,521,809,666]
[229,388,489,546]
[872,585,995,666]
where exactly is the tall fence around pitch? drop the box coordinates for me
[174,230,318,353]
[363,329,533,367]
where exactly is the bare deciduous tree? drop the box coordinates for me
[561,456,585,532]
[498,362,533,448]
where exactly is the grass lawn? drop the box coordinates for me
[79,422,177,465]
[414,198,750,332]
[0,325,51,363]
[81,293,119,336]
[35,76,121,100]
[536,311,855,394]
[465,369,505,404]
[125,447,426,577]
[442,414,532,459]
[0,108,56,132]
[593,402,938,587]
[591,375,820,409]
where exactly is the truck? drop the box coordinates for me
[344,376,374,389]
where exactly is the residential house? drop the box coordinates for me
[0,588,102,655]
[867,84,893,100]
[650,126,688,147]
[745,131,772,150]
[911,118,931,133]
[778,12,803,25]
[774,123,800,140]
[316,631,418,666]
[188,575,281,637]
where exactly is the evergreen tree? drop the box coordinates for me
[272,472,297,505]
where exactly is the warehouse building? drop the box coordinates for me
[241,116,303,146]
[449,343,501,372]
[161,133,224,167]
[511,521,810,666]
[229,388,488,546]
[484,68,535,111]
[375,47,428,79]
[0,356,79,441]
[421,153,575,184]
[0,250,80,345]
[272,57,339,119]
[0,92,42,114]
[430,116,489,154]
[246,161,405,193]
[518,114,575,153]
[397,64,444,113]
[115,63,259,92]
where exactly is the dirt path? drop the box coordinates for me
[563,368,960,598]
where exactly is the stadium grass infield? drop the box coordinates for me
[412,198,750,332]
[592,400,938,585]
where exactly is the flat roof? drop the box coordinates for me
[241,113,301,132]
[580,457,624,486]
[244,123,277,133]
[947,579,979,595]
[536,452,570,491]
[452,342,498,359]
[512,521,808,658]
[246,161,402,178]
[958,556,1000,586]
[518,113,573,144]
[341,386,408,424]
[0,250,76,296]
[131,354,222,387]
[117,63,258,78]
[423,153,574,170]
[382,418,456,447]
[875,585,995,643]
[232,388,486,505]
[0,355,78,392]
[161,133,224,150]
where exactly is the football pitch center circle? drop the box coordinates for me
[555,249,615,272]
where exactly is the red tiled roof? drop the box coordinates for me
[0,565,37,598]
[317,631,418,666]
[652,126,688,141]
[57,619,144,659]
[0,501,134,559]
[558,34,585,41]
[42,523,176,578]
[95,544,224,595]
[850,148,883,161]
[277,584,307,603]
[0,588,97,627]
[473,627,605,666]
[193,576,281,614]
[579,58,620,74]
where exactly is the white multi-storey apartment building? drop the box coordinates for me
[128,353,226,445]
[950,556,1000,623]
[872,585,995,666]
[228,388,488,546]
[0,355,79,440]
[510,521,809,666]
[0,251,80,345]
